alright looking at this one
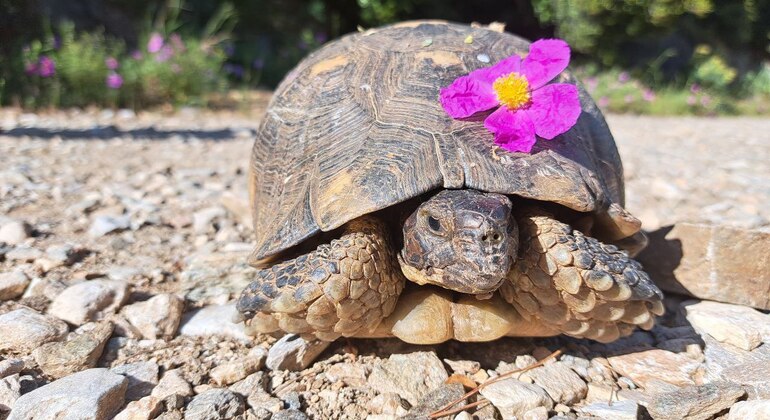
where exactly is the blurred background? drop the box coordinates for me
[1,0,768,115]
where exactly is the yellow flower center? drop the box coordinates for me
[493,72,531,110]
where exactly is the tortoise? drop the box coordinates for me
[236,20,664,345]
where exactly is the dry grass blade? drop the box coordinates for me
[428,348,564,419]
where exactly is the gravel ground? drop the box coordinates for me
[1,104,769,420]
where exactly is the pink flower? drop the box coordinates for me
[147,33,164,53]
[598,96,609,108]
[24,62,38,76]
[642,89,656,102]
[131,50,143,60]
[155,45,174,62]
[38,56,56,77]
[618,71,630,83]
[105,57,119,70]
[106,72,123,89]
[439,39,581,153]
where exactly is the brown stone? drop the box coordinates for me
[638,224,770,309]
[607,349,701,391]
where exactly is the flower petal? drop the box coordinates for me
[472,55,523,85]
[484,107,537,153]
[525,83,582,139]
[522,39,570,89]
[439,75,499,118]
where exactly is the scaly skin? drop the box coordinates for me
[237,216,405,341]
[501,210,664,343]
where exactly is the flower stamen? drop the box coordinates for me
[493,73,531,110]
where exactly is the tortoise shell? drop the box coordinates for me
[249,20,640,261]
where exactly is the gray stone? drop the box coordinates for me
[48,279,129,325]
[5,246,42,262]
[229,372,266,398]
[89,215,131,237]
[178,304,251,341]
[0,374,21,414]
[577,400,639,420]
[32,322,114,379]
[266,334,330,371]
[0,307,68,353]
[684,300,770,350]
[0,221,30,245]
[523,362,587,404]
[0,271,29,301]
[8,368,127,420]
[728,400,770,419]
[271,409,308,420]
[121,294,185,339]
[638,224,770,309]
[646,382,746,420]
[151,369,192,400]
[184,388,244,420]
[0,360,23,379]
[401,383,464,420]
[111,361,160,401]
[478,378,554,420]
[367,351,448,406]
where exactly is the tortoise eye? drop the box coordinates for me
[427,215,442,232]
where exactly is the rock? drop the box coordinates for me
[266,334,331,371]
[178,304,251,341]
[48,279,129,325]
[478,378,554,420]
[111,361,160,401]
[729,400,770,419]
[577,400,639,420]
[401,383,464,420]
[193,207,227,234]
[0,360,23,379]
[0,374,22,414]
[245,391,283,414]
[271,409,308,420]
[8,368,128,420]
[113,395,163,420]
[684,300,770,350]
[0,270,30,300]
[368,351,448,406]
[325,362,368,387]
[151,369,192,400]
[0,221,30,245]
[5,246,42,262]
[522,406,549,420]
[210,355,265,386]
[443,359,480,374]
[32,321,114,379]
[638,224,770,309]
[0,307,68,353]
[184,388,245,420]
[721,359,770,399]
[647,382,746,420]
[229,371,266,398]
[89,215,131,237]
[366,392,409,416]
[121,294,185,339]
[607,349,701,391]
[523,362,587,404]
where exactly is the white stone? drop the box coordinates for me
[111,361,160,401]
[728,400,770,419]
[178,304,251,341]
[8,368,128,420]
[0,270,29,300]
[151,369,193,400]
[0,374,22,414]
[0,220,30,245]
[0,307,68,353]
[121,294,185,339]
[89,215,131,237]
[113,395,163,420]
[685,300,770,351]
[211,355,265,386]
[577,400,640,420]
[48,279,129,325]
[0,360,23,379]
[478,378,554,420]
[266,334,331,372]
[193,206,227,234]
[523,362,587,404]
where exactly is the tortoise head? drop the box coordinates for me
[399,189,518,295]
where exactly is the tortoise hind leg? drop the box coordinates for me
[501,210,664,343]
[237,216,405,341]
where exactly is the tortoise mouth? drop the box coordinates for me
[397,254,507,295]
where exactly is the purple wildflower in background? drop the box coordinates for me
[618,71,630,83]
[105,57,119,70]
[314,32,328,44]
[52,36,61,50]
[148,33,164,53]
[131,50,143,60]
[690,84,701,94]
[252,58,265,70]
[642,89,656,102]
[170,33,185,52]
[687,95,697,105]
[38,56,56,77]
[155,45,174,62]
[224,63,244,79]
[24,62,38,76]
[598,96,610,108]
[106,72,123,89]
[223,43,235,57]
[700,95,712,107]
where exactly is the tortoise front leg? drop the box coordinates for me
[237,216,405,341]
[501,210,664,343]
